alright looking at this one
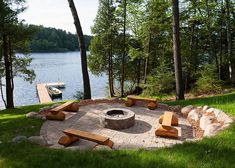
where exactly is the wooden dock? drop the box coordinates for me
[36,84,52,104]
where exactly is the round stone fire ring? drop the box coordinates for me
[100,108,135,130]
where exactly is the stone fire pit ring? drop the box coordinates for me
[100,108,135,130]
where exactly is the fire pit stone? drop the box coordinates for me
[100,108,135,130]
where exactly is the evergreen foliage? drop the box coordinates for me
[29,25,92,52]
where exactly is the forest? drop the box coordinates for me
[29,25,92,52]
[88,0,235,99]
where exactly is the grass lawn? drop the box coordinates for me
[0,93,234,168]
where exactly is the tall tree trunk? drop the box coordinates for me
[144,34,151,84]
[225,0,235,83]
[172,0,184,100]
[121,0,127,97]
[67,0,91,99]
[205,0,215,64]
[108,0,115,97]
[3,34,14,108]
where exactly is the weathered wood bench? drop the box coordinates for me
[51,100,79,114]
[155,112,178,139]
[125,95,157,110]
[58,129,114,148]
[46,101,79,121]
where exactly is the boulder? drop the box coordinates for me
[181,105,194,117]
[26,112,38,118]
[26,112,45,120]
[12,135,27,143]
[202,105,209,112]
[50,104,60,109]
[28,136,47,146]
[39,106,52,113]
[204,123,221,137]
[213,109,223,117]
[187,109,201,121]
[93,145,112,151]
[206,108,215,113]
[216,112,233,124]
[200,115,213,130]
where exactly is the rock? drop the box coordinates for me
[39,106,52,113]
[26,112,38,118]
[202,105,209,112]
[204,123,221,137]
[93,145,112,151]
[181,105,194,117]
[206,108,215,113]
[187,109,201,121]
[26,112,45,120]
[0,141,2,144]
[213,109,223,117]
[28,136,47,146]
[172,105,181,112]
[216,112,233,124]
[49,144,65,149]
[12,135,27,143]
[50,104,60,109]
[200,115,213,130]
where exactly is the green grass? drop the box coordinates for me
[0,94,235,168]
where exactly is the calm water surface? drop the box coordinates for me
[0,52,107,109]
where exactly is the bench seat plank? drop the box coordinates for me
[127,95,156,102]
[51,101,75,112]
[63,129,109,144]
[162,112,173,127]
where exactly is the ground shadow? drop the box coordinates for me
[178,124,194,141]
[119,119,152,134]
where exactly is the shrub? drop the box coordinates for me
[143,63,175,96]
[194,64,222,95]
[73,90,84,100]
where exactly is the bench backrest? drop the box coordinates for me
[51,101,75,112]
[162,112,173,127]
[63,129,109,144]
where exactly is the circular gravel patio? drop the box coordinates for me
[40,103,195,150]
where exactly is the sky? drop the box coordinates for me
[19,0,99,35]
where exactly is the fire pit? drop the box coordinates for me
[100,108,135,130]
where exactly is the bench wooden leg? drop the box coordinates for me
[147,101,157,110]
[125,99,135,107]
[103,139,114,148]
[46,111,65,121]
[65,103,79,112]
[155,125,178,139]
[159,114,178,126]
[58,135,80,147]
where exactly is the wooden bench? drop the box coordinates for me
[58,129,114,148]
[155,112,178,139]
[51,100,79,114]
[125,95,157,110]
[46,101,79,121]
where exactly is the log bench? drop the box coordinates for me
[58,129,114,148]
[155,112,178,139]
[125,95,157,110]
[46,101,79,121]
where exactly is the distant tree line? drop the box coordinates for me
[29,25,92,52]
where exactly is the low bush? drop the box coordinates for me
[194,64,222,95]
[143,63,175,96]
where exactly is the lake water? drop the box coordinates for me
[0,52,107,109]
